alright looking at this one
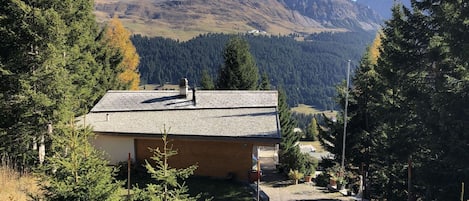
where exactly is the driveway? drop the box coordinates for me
[258,157,350,201]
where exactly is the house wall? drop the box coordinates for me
[92,134,135,164]
[135,138,254,181]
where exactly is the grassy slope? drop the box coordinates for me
[0,165,253,201]
[291,104,337,119]
[0,166,41,201]
[94,0,345,41]
[292,104,336,153]
[299,141,326,153]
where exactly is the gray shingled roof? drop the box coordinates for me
[84,90,281,140]
[83,107,279,139]
[91,90,278,112]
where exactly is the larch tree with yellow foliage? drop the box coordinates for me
[105,17,140,90]
[368,32,382,65]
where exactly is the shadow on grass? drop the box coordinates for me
[119,168,254,201]
[186,177,254,201]
[298,199,342,201]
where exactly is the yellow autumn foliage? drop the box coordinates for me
[369,31,382,65]
[105,17,140,90]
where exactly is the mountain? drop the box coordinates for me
[94,0,382,40]
[280,0,382,30]
[354,0,412,19]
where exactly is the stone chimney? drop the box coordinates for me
[179,78,188,97]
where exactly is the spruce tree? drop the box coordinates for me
[36,122,122,201]
[324,1,469,199]
[200,69,215,90]
[306,117,319,141]
[132,126,199,201]
[277,89,305,172]
[411,1,469,199]
[0,0,75,168]
[216,37,259,90]
[0,0,124,168]
[259,71,271,90]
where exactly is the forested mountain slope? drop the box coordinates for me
[132,31,375,109]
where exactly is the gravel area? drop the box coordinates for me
[259,181,350,201]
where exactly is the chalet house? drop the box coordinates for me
[82,79,281,181]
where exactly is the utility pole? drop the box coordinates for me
[408,156,412,201]
[128,153,131,200]
[341,60,351,178]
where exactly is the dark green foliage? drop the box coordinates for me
[216,37,259,90]
[259,71,271,90]
[200,69,215,90]
[131,31,374,108]
[322,1,469,200]
[0,0,124,169]
[315,171,330,187]
[278,89,304,172]
[291,112,324,134]
[36,124,122,201]
[306,117,319,141]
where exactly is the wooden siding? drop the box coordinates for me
[135,138,254,181]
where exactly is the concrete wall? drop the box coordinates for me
[92,134,135,164]
[135,138,254,181]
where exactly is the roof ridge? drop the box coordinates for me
[91,105,278,113]
[107,90,179,93]
[196,90,277,93]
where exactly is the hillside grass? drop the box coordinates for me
[0,166,41,201]
[299,140,325,153]
[0,164,253,201]
[291,104,337,119]
[93,0,345,41]
[114,18,336,41]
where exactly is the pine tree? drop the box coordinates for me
[0,0,75,168]
[277,89,305,172]
[329,48,385,199]
[132,126,199,201]
[36,122,122,201]
[327,1,469,199]
[216,37,259,90]
[259,71,271,90]
[0,0,123,168]
[200,69,215,90]
[410,1,469,199]
[373,4,433,199]
[306,117,319,141]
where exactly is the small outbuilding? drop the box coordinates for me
[82,79,281,181]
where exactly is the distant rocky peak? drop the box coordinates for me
[278,0,383,30]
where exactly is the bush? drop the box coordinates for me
[288,169,304,185]
[315,172,330,187]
